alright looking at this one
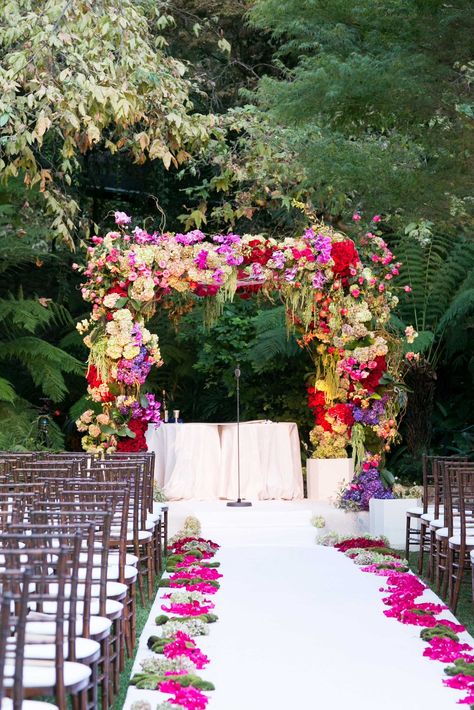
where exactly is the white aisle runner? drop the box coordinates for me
[126,506,467,710]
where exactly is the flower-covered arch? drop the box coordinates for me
[76,209,411,508]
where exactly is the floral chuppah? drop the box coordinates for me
[76,209,414,508]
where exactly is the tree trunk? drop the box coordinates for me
[404,357,437,455]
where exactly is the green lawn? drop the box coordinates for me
[408,552,474,637]
[113,575,162,710]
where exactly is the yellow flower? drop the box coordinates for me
[106,343,123,359]
[122,344,140,360]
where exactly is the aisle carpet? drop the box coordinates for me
[125,505,468,710]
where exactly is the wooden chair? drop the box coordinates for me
[0,548,91,710]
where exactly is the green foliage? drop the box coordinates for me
[445,659,474,678]
[248,0,474,222]
[392,231,474,361]
[130,671,215,691]
[0,0,219,245]
[0,399,64,450]
[0,321,84,402]
[420,625,460,643]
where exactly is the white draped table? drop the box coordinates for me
[145,421,303,501]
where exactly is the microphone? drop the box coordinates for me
[235,364,241,379]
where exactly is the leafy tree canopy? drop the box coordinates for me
[0,0,221,246]
[244,0,474,223]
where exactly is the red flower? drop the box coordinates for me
[307,386,333,431]
[364,355,387,392]
[328,403,354,427]
[106,284,128,298]
[194,284,220,297]
[331,240,359,278]
[86,365,114,403]
[335,537,387,552]
[117,418,148,452]
[242,240,274,266]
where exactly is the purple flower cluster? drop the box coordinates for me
[175,230,206,245]
[214,235,244,267]
[118,393,161,424]
[116,346,151,385]
[271,250,285,269]
[342,465,393,510]
[194,250,209,269]
[284,266,298,282]
[141,393,161,423]
[312,271,327,289]
[132,227,160,244]
[307,232,332,265]
[353,396,387,426]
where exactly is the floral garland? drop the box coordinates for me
[76,209,414,505]
[130,534,221,710]
[321,533,474,706]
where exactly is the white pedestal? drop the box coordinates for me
[306,458,354,502]
[369,498,421,549]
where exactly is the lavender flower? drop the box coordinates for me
[175,230,206,245]
[342,464,393,510]
[352,396,388,426]
[312,271,327,289]
[284,266,298,282]
[271,250,285,269]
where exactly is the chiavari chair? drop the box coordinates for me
[0,546,91,710]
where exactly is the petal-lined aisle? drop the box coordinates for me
[126,506,470,710]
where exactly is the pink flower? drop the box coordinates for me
[114,211,132,226]
[372,215,381,223]
[423,637,474,663]
[161,599,215,616]
[404,285,412,292]
[163,631,210,669]
[158,681,209,709]
[352,213,361,221]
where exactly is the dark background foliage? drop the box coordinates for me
[0,0,472,475]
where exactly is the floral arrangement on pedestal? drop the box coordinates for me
[76,208,414,505]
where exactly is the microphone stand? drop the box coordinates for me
[227,364,252,507]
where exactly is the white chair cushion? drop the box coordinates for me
[77,565,137,583]
[25,614,111,637]
[421,512,435,522]
[41,598,123,618]
[20,636,100,661]
[449,534,474,547]
[407,506,423,516]
[111,528,152,542]
[45,580,128,600]
[148,510,162,522]
[429,518,445,529]
[1,699,59,709]
[3,660,91,689]
[79,551,138,567]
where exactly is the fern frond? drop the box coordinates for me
[0,337,85,401]
[0,377,15,403]
[248,306,300,370]
[395,232,474,333]
[436,289,474,336]
[0,399,64,451]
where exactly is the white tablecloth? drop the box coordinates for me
[146,421,303,501]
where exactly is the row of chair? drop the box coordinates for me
[0,450,168,710]
[405,455,474,612]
